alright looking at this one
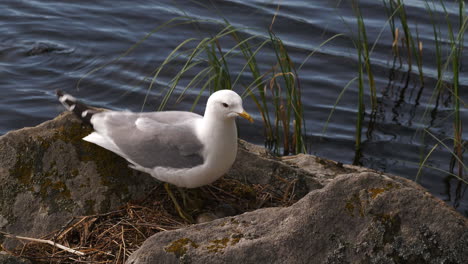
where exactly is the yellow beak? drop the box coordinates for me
[238,111,254,123]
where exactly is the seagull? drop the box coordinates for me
[57,89,253,221]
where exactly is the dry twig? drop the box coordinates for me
[1,231,85,256]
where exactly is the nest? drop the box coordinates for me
[2,176,300,263]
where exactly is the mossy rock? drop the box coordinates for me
[0,112,157,249]
[127,172,468,264]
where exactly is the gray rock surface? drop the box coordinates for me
[0,112,158,249]
[127,172,468,264]
[0,252,31,264]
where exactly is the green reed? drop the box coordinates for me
[448,0,466,180]
[352,2,365,164]
[383,0,424,83]
[350,0,467,181]
[124,16,311,155]
[423,0,443,86]
[267,31,306,155]
[349,0,379,164]
[384,0,467,182]
[418,0,467,182]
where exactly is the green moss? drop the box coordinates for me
[37,136,51,150]
[373,214,401,244]
[165,238,199,257]
[204,235,243,253]
[219,218,240,227]
[344,194,364,217]
[50,120,137,205]
[230,233,243,245]
[15,163,33,186]
[368,188,385,199]
[368,182,399,199]
[9,146,36,187]
[231,237,241,245]
[345,201,355,214]
[57,122,133,196]
[53,122,93,145]
[5,116,153,220]
[38,176,75,213]
[7,122,85,214]
[206,237,230,253]
[345,182,402,218]
[39,179,71,200]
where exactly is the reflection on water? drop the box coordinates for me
[0,0,466,215]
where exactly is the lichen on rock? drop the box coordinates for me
[0,112,157,249]
[127,172,468,264]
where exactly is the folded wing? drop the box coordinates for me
[85,111,205,169]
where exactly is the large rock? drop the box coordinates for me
[0,112,158,249]
[127,172,468,264]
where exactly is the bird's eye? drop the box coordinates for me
[222,103,229,108]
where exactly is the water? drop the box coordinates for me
[1,0,467,216]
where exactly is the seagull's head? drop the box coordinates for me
[206,90,253,123]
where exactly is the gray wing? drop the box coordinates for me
[92,111,204,169]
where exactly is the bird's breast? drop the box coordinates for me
[197,119,238,177]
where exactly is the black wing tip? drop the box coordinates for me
[56,89,64,98]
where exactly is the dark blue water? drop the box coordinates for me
[1,0,467,216]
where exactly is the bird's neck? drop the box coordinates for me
[198,114,238,171]
[199,114,237,145]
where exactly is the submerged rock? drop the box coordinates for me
[25,42,69,56]
[127,172,468,264]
